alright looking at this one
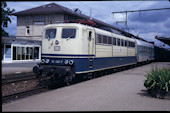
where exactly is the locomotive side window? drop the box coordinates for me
[62,28,76,38]
[45,28,56,39]
[103,36,107,44]
[96,34,102,44]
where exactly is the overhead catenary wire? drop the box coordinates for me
[112,7,170,14]
[79,1,114,19]
[112,7,170,33]
[78,1,125,29]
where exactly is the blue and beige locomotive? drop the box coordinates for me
[33,23,154,85]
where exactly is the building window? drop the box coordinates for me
[26,26,30,36]
[48,15,54,23]
[2,44,12,61]
[34,47,40,59]
[2,45,4,60]
[5,45,11,61]
[13,46,40,61]
[64,14,76,21]
[34,15,45,22]
[25,16,31,23]
[13,46,16,60]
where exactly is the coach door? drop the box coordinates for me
[87,29,95,69]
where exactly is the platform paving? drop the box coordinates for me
[2,62,170,111]
[1,61,39,78]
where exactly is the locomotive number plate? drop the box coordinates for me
[54,46,60,51]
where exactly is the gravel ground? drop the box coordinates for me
[2,79,38,96]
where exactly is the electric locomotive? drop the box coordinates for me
[33,23,139,85]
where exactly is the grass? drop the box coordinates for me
[144,66,170,99]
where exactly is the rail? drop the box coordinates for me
[2,74,36,84]
[2,86,48,103]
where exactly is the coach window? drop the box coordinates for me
[133,42,135,47]
[108,37,112,44]
[117,38,120,46]
[45,28,56,39]
[128,41,131,47]
[62,28,76,38]
[132,42,134,47]
[113,37,116,45]
[125,40,127,47]
[121,39,124,46]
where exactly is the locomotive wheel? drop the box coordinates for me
[64,72,72,86]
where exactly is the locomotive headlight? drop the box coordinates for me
[69,60,74,65]
[41,59,45,64]
[45,59,50,63]
[64,60,69,64]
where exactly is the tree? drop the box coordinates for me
[1,1,15,36]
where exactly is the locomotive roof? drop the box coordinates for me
[134,38,154,47]
[44,23,136,42]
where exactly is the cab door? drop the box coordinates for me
[87,29,95,69]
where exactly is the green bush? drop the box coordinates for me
[144,66,170,99]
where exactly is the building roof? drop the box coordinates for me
[12,3,72,16]
[12,3,146,41]
[12,3,124,31]
[155,36,170,46]
[2,36,41,43]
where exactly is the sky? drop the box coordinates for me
[4,1,170,49]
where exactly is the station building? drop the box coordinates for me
[2,37,41,63]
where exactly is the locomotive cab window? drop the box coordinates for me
[62,28,76,38]
[45,28,56,39]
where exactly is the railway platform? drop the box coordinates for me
[2,62,170,111]
[1,61,39,79]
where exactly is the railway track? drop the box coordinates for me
[2,86,48,103]
[1,73,49,103]
[2,74,36,84]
